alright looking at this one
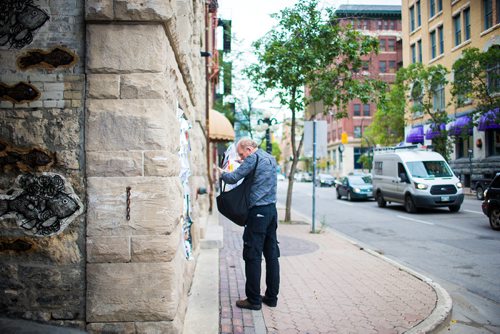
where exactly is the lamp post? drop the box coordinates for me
[257,111,278,154]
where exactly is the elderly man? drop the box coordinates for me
[219,138,280,310]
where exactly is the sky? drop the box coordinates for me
[216,0,403,131]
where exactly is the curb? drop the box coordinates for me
[277,204,453,334]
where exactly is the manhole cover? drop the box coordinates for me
[279,235,319,257]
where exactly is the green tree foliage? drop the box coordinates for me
[398,63,452,160]
[364,72,405,146]
[451,46,500,124]
[244,0,385,221]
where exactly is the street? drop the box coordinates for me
[277,181,500,334]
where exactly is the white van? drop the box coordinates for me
[372,146,464,213]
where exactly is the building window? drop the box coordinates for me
[354,126,362,138]
[388,38,395,51]
[354,147,369,169]
[411,43,417,63]
[379,61,387,73]
[464,8,471,41]
[433,84,445,112]
[430,0,442,18]
[430,30,437,59]
[417,1,421,27]
[486,129,500,156]
[453,14,462,46]
[389,20,395,29]
[417,40,423,63]
[353,104,361,116]
[410,6,415,31]
[362,61,369,70]
[456,136,473,159]
[438,26,444,55]
[380,38,386,51]
[487,58,500,94]
[363,104,370,116]
[389,60,396,72]
[484,0,493,30]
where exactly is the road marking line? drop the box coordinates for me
[396,215,435,225]
[336,201,354,206]
[463,209,483,215]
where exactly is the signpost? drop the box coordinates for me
[304,121,327,233]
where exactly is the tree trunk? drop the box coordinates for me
[285,134,304,222]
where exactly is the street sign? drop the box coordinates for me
[304,121,327,158]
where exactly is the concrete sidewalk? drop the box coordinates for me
[184,205,452,334]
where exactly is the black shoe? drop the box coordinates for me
[236,299,261,310]
[262,295,277,307]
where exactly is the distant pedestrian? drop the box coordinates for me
[218,137,280,310]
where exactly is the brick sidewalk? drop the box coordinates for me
[218,212,438,334]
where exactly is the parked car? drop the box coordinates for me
[481,172,500,231]
[472,177,494,200]
[316,173,335,187]
[294,172,312,182]
[336,174,373,201]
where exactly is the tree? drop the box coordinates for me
[398,63,452,160]
[364,73,405,146]
[259,139,282,163]
[451,46,500,125]
[245,0,385,221]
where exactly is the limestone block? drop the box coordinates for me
[85,0,114,20]
[86,261,181,322]
[120,73,168,99]
[87,24,167,73]
[87,74,120,99]
[86,99,179,152]
[87,236,130,263]
[135,319,182,334]
[131,224,180,262]
[87,322,135,334]
[114,0,174,22]
[87,151,143,177]
[144,150,180,177]
[87,177,183,236]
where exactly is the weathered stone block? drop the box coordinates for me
[131,224,180,262]
[144,150,180,177]
[87,74,120,99]
[86,151,143,177]
[86,99,178,152]
[85,0,114,20]
[87,236,130,263]
[86,260,181,322]
[87,322,135,334]
[135,319,182,334]
[114,0,174,22]
[120,73,168,99]
[87,177,183,236]
[87,24,167,73]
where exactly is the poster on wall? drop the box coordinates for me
[178,106,194,260]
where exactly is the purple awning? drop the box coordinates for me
[478,107,500,131]
[406,126,424,144]
[425,123,446,139]
[449,116,472,136]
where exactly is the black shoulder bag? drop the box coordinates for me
[216,155,259,226]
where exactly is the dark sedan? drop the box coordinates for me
[336,175,373,201]
[482,172,500,231]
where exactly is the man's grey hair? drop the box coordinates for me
[237,137,258,149]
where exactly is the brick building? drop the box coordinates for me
[319,5,403,177]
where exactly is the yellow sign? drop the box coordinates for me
[341,132,348,144]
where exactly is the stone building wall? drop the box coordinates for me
[1,0,210,332]
[85,0,209,333]
[0,0,87,329]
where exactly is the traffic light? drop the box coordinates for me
[341,132,348,144]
